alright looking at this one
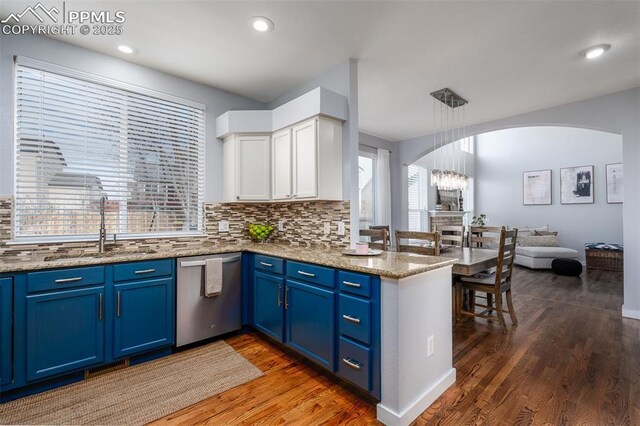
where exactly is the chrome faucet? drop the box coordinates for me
[99,196,108,253]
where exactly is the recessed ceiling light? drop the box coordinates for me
[249,16,274,33]
[117,45,136,54]
[579,44,611,59]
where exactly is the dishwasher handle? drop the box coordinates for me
[179,255,241,268]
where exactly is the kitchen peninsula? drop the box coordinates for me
[0,242,456,426]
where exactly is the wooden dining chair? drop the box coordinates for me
[468,226,504,248]
[369,225,391,248]
[435,224,465,247]
[455,228,518,333]
[359,229,389,251]
[395,231,440,256]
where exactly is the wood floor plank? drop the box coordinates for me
[150,266,638,425]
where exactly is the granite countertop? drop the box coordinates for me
[0,242,456,279]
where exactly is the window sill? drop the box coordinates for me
[7,232,207,246]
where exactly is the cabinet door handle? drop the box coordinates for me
[117,291,121,317]
[277,285,282,307]
[55,277,82,284]
[260,262,273,267]
[342,281,361,288]
[134,268,155,274]
[284,286,289,309]
[99,293,103,321]
[297,270,315,278]
[342,314,361,324]
[342,357,362,370]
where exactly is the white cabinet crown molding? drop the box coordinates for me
[215,87,347,138]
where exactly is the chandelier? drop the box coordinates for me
[429,88,469,191]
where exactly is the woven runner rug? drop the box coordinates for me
[0,340,263,425]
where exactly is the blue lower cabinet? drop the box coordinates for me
[339,294,372,345]
[253,271,285,341]
[26,286,105,381]
[113,277,174,358]
[285,280,335,371]
[1,277,13,386]
[337,337,371,392]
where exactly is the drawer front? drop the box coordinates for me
[27,266,105,293]
[338,337,371,392]
[339,294,371,345]
[113,259,173,282]
[338,271,371,298]
[286,261,334,289]
[254,255,284,275]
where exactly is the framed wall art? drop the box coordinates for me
[606,163,623,204]
[560,165,594,204]
[523,169,552,205]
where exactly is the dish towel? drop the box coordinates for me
[205,258,223,297]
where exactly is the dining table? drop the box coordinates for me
[438,246,499,276]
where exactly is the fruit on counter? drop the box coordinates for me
[249,223,274,242]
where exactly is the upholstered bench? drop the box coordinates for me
[585,243,624,271]
[510,225,579,269]
[515,246,580,269]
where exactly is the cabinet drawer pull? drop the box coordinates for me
[277,285,282,307]
[259,262,273,267]
[342,357,362,370]
[343,281,361,288]
[297,270,315,278]
[117,291,121,317]
[55,277,82,284]
[342,314,361,324]
[134,268,156,274]
[99,293,103,321]
[285,286,289,309]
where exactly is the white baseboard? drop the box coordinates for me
[376,368,456,426]
[622,305,640,320]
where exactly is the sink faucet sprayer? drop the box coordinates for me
[98,196,116,253]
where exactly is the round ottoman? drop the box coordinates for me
[551,258,583,276]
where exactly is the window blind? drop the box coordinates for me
[14,59,205,240]
[407,164,429,231]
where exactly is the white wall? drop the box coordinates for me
[475,126,622,260]
[0,34,266,201]
[395,88,640,319]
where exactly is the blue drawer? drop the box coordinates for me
[338,337,371,392]
[339,294,371,345]
[113,259,172,282]
[338,271,371,298]
[27,266,105,293]
[286,261,334,289]
[254,255,284,275]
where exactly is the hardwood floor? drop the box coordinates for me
[151,266,637,425]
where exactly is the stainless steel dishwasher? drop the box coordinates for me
[176,253,242,347]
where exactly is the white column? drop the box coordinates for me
[377,265,456,425]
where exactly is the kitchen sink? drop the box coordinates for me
[44,249,157,262]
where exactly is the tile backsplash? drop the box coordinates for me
[0,196,350,261]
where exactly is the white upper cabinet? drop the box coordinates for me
[222,134,271,202]
[271,128,292,200]
[291,119,318,199]
[222,116,342,203]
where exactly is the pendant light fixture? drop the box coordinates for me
[429,88,469,191]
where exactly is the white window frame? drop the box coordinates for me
[12,56,206,243]
[407,164,430,232]
[358,149,377,229]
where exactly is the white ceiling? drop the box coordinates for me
[2,1,639,141]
